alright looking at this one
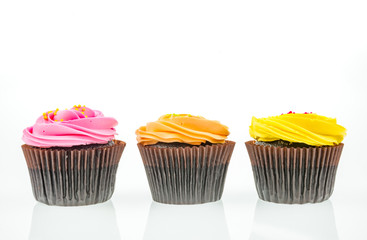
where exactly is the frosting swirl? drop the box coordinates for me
[136,114,229,146]
[22,105,118,148]
[249,113,346,146]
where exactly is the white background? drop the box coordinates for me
[0,0,367,239]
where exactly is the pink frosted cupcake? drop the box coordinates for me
[21,105,125,206]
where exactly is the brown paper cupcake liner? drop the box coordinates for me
[22,140,125,206]
[138,141,236,204]
[245,141,344,204]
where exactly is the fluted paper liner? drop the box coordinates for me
[22,140,125,206]
[138,141,235,204]
[245,141,344,204]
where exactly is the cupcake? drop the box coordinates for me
[245,112,346,204]
[22,105,126,206]
[136,114,235,204]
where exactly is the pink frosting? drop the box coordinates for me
[22,106,118,148]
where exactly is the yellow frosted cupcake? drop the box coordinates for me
[245,112,346,204]
[136,114,235,204]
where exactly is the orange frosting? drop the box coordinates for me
[136,114,230,146]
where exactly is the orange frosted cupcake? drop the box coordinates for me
[245,112,346,204]
[136,114,235,204]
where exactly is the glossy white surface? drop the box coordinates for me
[1,191,366,239]
[1,0,367,239]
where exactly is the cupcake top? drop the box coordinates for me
[136,114,229,146]
[22,105,118,148]
[249,112,346,146]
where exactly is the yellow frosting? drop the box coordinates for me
[249,113,346,146]
[136,114,230,146]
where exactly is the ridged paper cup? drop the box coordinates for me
[138,141,236,204]
[245,140,344,204]
[22,140,126,206]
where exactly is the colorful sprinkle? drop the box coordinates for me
[282,111,313,115]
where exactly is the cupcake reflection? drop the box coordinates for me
[144,201,230,240]
[249,200,339,240]
[29,201,121,240]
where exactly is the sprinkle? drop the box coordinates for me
[55,119,58,122]
[73,105,77,108]
[60,119,63,122]
[75,108,78,111]
[48,111,53,113]
[85,115,88,118]
[55,108,59,111]
[82,108,85,111]
[81,112,84,114]
[43,112,46,116]
[78,104,81,108]
[83,105,85,107]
